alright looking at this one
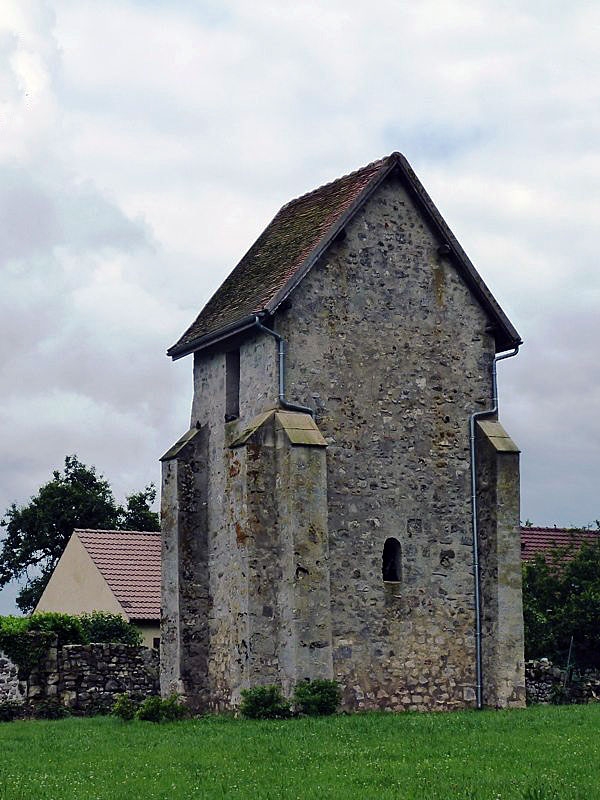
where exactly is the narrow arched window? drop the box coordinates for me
[382,538,402,582]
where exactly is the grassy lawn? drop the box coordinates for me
[0,705,599,799]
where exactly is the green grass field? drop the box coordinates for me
[0,705,599,799]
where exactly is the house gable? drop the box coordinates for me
[34,533,127,618]
[76,529,161,621]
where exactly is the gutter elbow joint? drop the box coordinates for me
[253,315,314,418]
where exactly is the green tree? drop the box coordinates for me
[523,539,600,670]
[120,485,160,532]
[0,455,159,613]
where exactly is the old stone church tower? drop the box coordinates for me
[160,152,525,712]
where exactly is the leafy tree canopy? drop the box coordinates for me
[523,538,600,670]
[0,455,159,613]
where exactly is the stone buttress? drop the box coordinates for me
[160,409,332,710]
[476,420,525,707]
[160,426,211,710]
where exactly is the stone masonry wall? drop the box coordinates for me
[174,169,524,712]
[57,644,159,713]
[0,651,25,704]
[0,641,158,714]
[525,659,600,705]
[277,174,501,711]
[226,418,332,702]
[477,427,525,707]
[185,329,280,710]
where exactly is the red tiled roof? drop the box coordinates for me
[168,152,521,359]
[75,529,160,621]
[520,526,599,562]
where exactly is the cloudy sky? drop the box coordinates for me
[1,0,598,613]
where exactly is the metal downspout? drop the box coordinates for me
[470,345,519,709]
[253,316,314,417]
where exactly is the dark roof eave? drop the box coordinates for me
[167,314,260,360]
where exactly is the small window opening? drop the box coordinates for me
[225,349,240,421]
[152,637,160,651]
[382,537,402,582]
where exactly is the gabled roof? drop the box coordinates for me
[75,529,160,620]
[520,526,599,563]
[168,152,521,359]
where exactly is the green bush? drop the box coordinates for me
[32,698,70,720]
[0,612,142,679]
[523,539,600,670]
[0,701,23,722]
[27,612,86,647]
[239,685,291,720]
[136,696,163,722]
[0,613,86,678]
[160,693,188,721]
[293,679,341,716]
[112,693,138,721]
[0,617,55,678]
[135,694,187,723]
[80,612,141,646]
[0,615,30,638]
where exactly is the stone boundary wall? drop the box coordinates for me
[526,659,600,704]
[5,646,598,713]
[0,652,25,704]
[0,640,159,714]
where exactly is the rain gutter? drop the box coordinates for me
[470,345,520,709]
[253,316,314,417]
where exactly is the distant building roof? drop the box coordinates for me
[75,529,160,620]
[520,526,599,562]
[168,152,521,359]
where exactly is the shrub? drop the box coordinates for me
[160,693,188,721]
[80,612,141,646]
[523,539,600,670]
[0,701,23,722]
[239,685,291,720]
[112,693,138,721]
[32,698,70,720]
[136,695,163,722]
[0,617,56,679]
[0,612,142,680]
[293,679,341,716]
[27,612,86,647]
[0,613,86,679]
[135,694,188,723]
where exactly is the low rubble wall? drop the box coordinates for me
[0,638,158,715]
[0,652,25,704]
[4,646,597,714]
[526,658,600,704]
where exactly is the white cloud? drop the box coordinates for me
[1,0,599,611]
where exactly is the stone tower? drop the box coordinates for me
[161,153,525,712]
